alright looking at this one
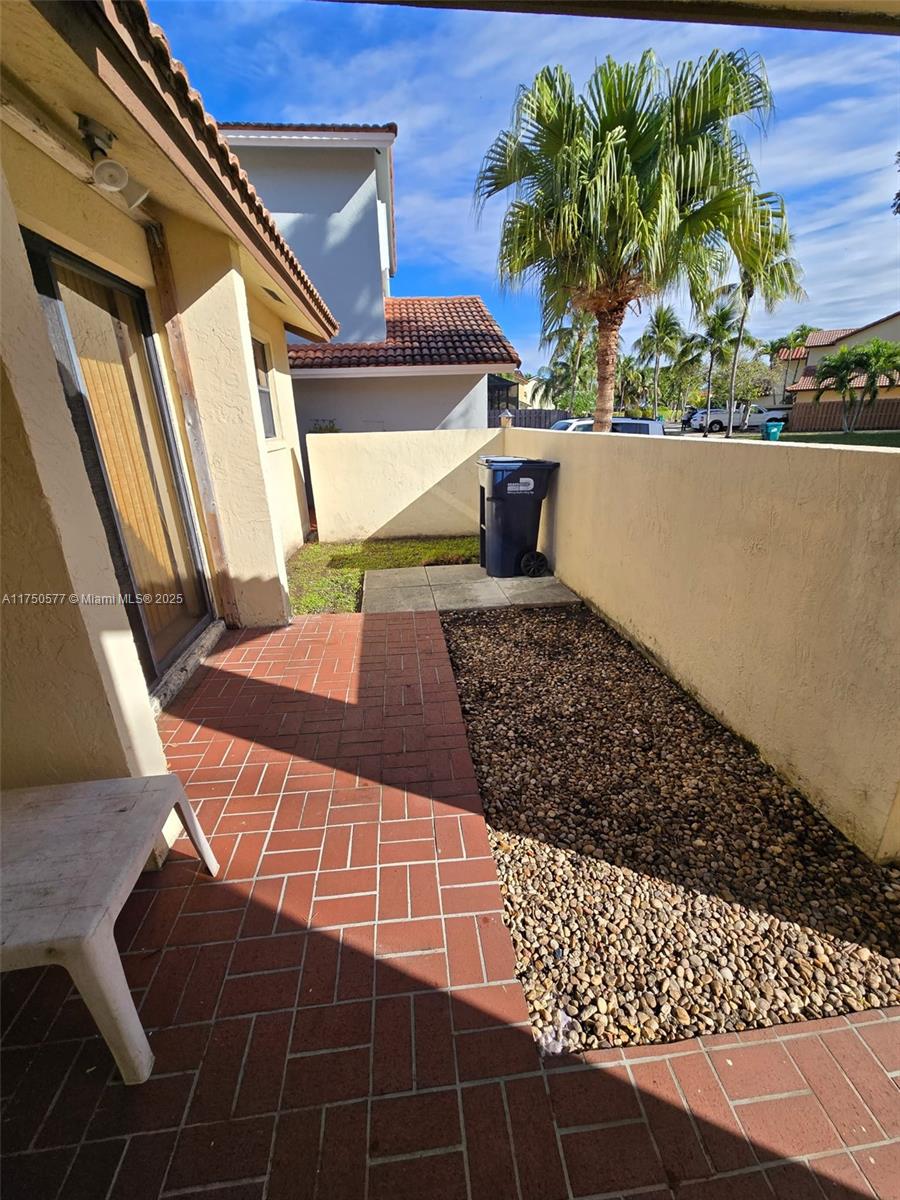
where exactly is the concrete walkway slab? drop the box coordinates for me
[425,563,486,583]
[362,585,435,613]
[363,564,580,613]
[431,578,510,611]
[496,576,580,605]
[364,566,429,589]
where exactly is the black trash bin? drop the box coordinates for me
[478,455,559,578]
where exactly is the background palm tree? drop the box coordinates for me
[614,354,651,411]
[633,305,684,420]
[540,307,596,414]
[476,50,778,431]
[725,205,806,434]
[690,299,743,436]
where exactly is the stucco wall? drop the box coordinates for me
[506,427,900,863]
[806,313,900,371]
[234,146,386,343]
[295,373,488,435]
[307,427,502,541]
[165,213,292,625]
[248,293,310,558]
[1,171,167,788]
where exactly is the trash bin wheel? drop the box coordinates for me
[521,551,549,578]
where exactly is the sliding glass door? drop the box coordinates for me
[26,233,211,683]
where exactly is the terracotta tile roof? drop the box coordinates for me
[787,369,896,392]
[804,327,858,347]
[776,345,808,361]
[288,297,520,370]
[220,122,397,135]
[115,2,337,338]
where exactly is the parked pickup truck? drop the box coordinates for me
[687,404,789,433]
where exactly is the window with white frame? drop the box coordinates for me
[251,337,277,438]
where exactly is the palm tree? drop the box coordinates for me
[691,300,743,436]
[633,305,684,420]
[726,205,806,434]
[475,50,777,431]
[815,339,900,433]
[541,308,596,413]
[615,354,650,411]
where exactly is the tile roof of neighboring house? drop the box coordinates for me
[804,327,859,347]
[288,297,521,370]
[115,2,337,338]
[776,345,808,360]
[220,122,398,135]
[787,369,896,392]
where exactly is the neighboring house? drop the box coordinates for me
[1,2,334,797]
[781,312,900,430]
[772,344,809,406]
[220,122,520,439]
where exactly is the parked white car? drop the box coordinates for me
[550,417,665,436]
[688,404,788,433]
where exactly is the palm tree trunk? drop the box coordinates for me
[703,354,715,438]
[571,329,586,415]
[726,303,749,438]
[592,303,627,433]
[652,354,660,421]
[848,389,866,434]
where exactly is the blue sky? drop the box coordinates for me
[150,0,899,371]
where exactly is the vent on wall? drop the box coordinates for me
[263,287,283,304]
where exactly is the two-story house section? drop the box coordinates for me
[220,122,520,440]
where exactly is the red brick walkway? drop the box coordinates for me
[2,612,898,1200]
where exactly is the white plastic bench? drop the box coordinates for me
[0,774,218,1084]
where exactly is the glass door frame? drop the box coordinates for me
[23,228,213,684]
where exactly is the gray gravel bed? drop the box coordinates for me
[441,605,900,1051]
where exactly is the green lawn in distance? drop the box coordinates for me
[733,429,900,448]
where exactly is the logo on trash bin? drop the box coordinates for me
[507,477,535,493]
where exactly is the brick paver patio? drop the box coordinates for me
[2,612,898,1200]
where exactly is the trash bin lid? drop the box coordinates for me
[478,456,559,469]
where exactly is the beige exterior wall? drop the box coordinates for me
[806,313,900,372]
[506,427,900,863]
[1,172,167,788]
[248,294,310,560]
[307,428,503,542]
[164,213,292,625]
[1,126,152,288]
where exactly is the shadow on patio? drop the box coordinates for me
[1,612,896,1199]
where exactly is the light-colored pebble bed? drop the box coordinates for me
[441,605,900,1051]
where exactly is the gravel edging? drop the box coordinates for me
[441,605,900,1052]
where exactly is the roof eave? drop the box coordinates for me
[291,361,519,379]
[50,0,338,341]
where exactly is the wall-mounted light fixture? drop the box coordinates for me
[77,114,150,210]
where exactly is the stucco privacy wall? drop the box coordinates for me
[506,427,900,863]
[0,171,167,787]
[307,428,503,541]
[295,373,488,434]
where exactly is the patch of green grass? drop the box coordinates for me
[287,535,480,614]
[734,429,900,448]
